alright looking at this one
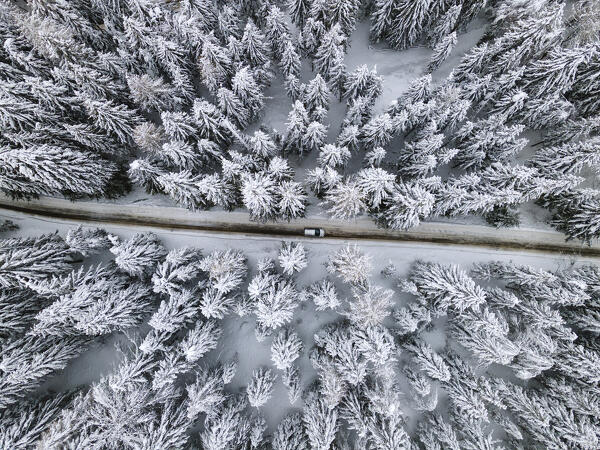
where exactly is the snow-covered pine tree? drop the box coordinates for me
[216,4,242,41]
[32,277,154,337]
[110,232,167,278]
[284,73,304,101]
[344,65,383,102]
[161,111,196,142]
[241,20,270,67]
[278,180,308,221]
[407,260,487,314]
[360,113,394,149]
[346,284,395,328]
[265,6,291,58]
[200,248,247,295]
[192,99,230,145]
[303,120,328,153]
[304,74,331,116]
[355,167,396,210]
[328,0,361,35]
[0,232,74,289]
[241,172,278,222]
[126,73,178,112]
[329,51,347,100]
[247,367,276,408]
[427,31,457,73]
[304,278,341,311]
[388,0,433,50]
[157,141,201,172]
[232,66,265,120]
[271,328,303,370]
[322,178,367,220]
[152,318,223,390]
[278,241,307,276]
[299,18,326,58]
[318,144,351,169]
[282,363,302,404]
[269,156,294,182]
[200,395,252,449]
[336,124,360,153]
[128,158,166,194]
[314,24,346,80]
[0,288,49,338]
[544,114,600,145]
[151,247,203,296]
[133,122,166,156]
[241,130,274,159]
[428,4,461,46]
[343,95,375,127]
[394,302,432,335]
[279,40,301,79]
[306,165,342,198]
[370,0,399,43]
[55,121,126,160]
[199,38,232,94]
[143,288,200,355]
[405,340,450,382]
[451,115,527,169]
[0,392,74,449]
[0,145,120,199]
[364,146,387,167]
[522,45,594,99]
[65,226,114,257]
[327,244,372,286]
[250,271,300,332]
[287,0,311,27]
[156,170,211,211]
[283,100,310,155]
[531,138,600,176]
[216,87,249,129]
[186,367,227,421]
[540,189,600,243]
[303,390,339,450]
[0,334,88,408]
[272,413,308,449]
[451,307,520,366]
[82,97,140,145]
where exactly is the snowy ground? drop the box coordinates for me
[2,209,596,433]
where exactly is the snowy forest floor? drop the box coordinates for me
[1,208,598,434]
[2,195,600,256]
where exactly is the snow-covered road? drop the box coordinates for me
[1,194,599,257]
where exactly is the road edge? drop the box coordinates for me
[0,195,598,257]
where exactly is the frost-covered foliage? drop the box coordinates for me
[247,367,276,408]
[271,328,303,370]
[247,256,301,337]
[3,231,600,449]
[110,232,167,278]
[278,241,307,276]
[2,0,600,241]
[327,244,372,286]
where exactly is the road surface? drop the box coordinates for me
[0,194,598,257]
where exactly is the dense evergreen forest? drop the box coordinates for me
[1,221,600,448]
[1,1,599,241]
